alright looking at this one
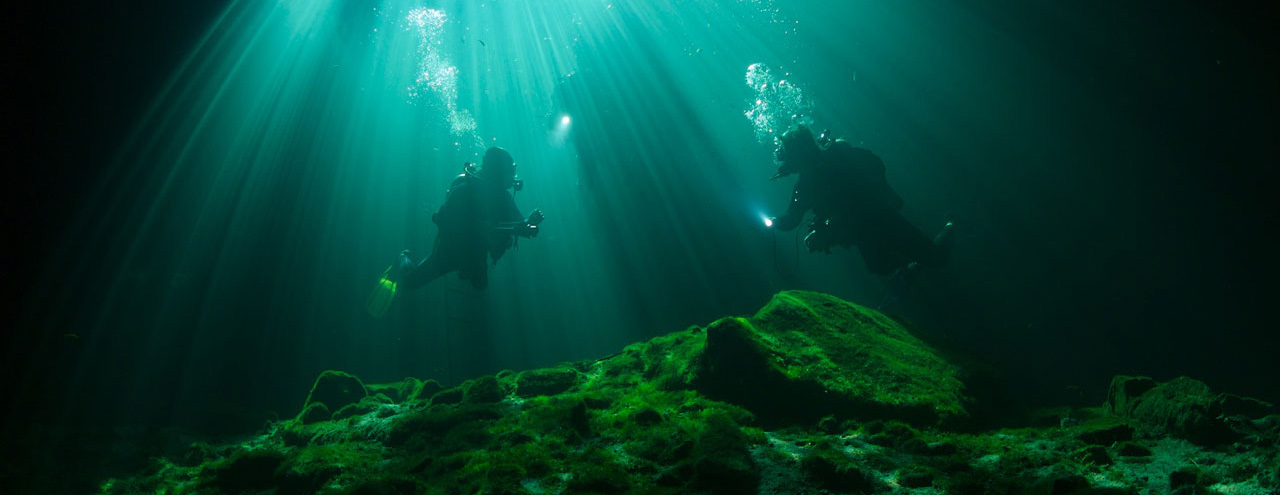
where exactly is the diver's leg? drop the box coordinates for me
[460,251,489,290]
[400,253,450,291]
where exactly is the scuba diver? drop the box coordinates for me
[768,125,959,305]
[367,147,544,318]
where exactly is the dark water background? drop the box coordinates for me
[3,0,1277,485]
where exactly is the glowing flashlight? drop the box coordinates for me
[763,217,774,228]
[550,114,573,146]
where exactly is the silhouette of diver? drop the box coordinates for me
[767,125,958,306]
[367,147,544,317]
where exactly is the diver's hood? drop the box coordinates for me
[463,162,520,189]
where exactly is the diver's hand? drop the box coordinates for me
[516,224,539,238]
[527,209,545,226]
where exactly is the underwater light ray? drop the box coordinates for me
[35,0,341,432]
[62,1,293,357]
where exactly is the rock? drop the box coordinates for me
[302,370,368,412]
[898,470,933,488]
[431,387,464,406]
[1169,466,1200,491]
[1105,375,1157,416]
[331,403,365,421]
[203,449,287,493]
[462,375,504,404]
[1218,393,1274,419]
[297,402,331,425]
[800,442,874,493]
[694,291,967,427]
[1048,474,1090,495]
[1076,422,1134,445]
[1073,445,1112,466]
[633,407,663,426]
[687,412,758,494]
[514,368,581,397]
[1126,377,1239,446]
[408,379,444,402]
[925,441,958,456]
[396,377,421,402]
[365,383,402,403]
[1102,375,1274,446]
[1116,442,1152,457]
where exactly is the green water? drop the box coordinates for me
[19,0,1276,444]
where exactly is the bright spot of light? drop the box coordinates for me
[763,216,773,228]
[550,114,573,147]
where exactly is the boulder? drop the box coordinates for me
[1104,375,1275,446]
[1105,375,1157,416]
[302,370,368,412]
[693,291,967,427]
[463,375,504,404]
[514,368,581,397]
[408,379,444,402]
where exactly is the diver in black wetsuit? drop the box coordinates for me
[398,147,544,291]
[768,125,957,281]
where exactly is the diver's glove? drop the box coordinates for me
[512,209,544,238]
[515,223,539,238]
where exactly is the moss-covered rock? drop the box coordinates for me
[297,401,331,425]
[800,442,875,493]
[1109,376,1248,446]
[1105,375,1158,416]
[514,367,581,397]
[200,448,286,493]
[1072,445,1112,466]
[463,375,504,404]
[89,292,1280,495]
[694,291,968,427]
[687,410,758,493]
[365,382,404,403]
[1169,466,1201,492]
[275,442,383,494]
[431,386,464,406]
[408,379,444,402]
[1116,441,1152,457]
[1075,420,1134,445]
[303,370,368,413]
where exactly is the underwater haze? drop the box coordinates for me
[4,0,1278,492]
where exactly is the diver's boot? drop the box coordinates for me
[389,250,415,282]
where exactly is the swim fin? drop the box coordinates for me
[366,266,398,318]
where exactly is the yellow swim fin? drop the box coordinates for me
[366,266,398,318]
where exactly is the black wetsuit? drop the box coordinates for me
[775,140,944,276]
[401,174,527,290]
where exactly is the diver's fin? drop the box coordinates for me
[366,266,398,318]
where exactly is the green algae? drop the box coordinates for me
[95,291,1279,495]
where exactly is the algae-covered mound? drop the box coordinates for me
[695,290,968,427]
[94,291,1279,495]
[1106,375,1275,446]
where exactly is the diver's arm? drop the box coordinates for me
[502,193,542,238]
[773,186,810,231]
